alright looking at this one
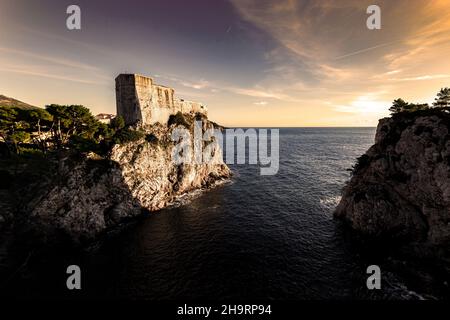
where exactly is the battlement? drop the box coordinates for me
[115,74,207,126]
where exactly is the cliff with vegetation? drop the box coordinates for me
[335,108,450,279]
[0,96,230,244]
[336,109,450,249]
[29,122,229,242]
[335,89,450,296]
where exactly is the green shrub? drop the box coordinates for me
[145,133,159,144]
[113,128,145,144]
[168,112,189,128]
[69,135,99,152]
[10,130,30,144]
[19,147,45,158]
[9,130,30,153]
[195,112,207,121]
[351,154,370,174]
[110,115,125,130]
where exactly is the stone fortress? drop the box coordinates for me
[115,74,207,126]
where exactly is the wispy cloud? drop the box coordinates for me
[180,79,210,90]
[225,87,287,100]
[388,74,450,82]
[333,94,391,116]
[386,70,402,75]
[0,64,107,85]
[155,74,211,90]
[253,101,268,105]
[230,0,450,125]
[0,45,111,86]
[334,41,399,60]
[0,47,102,72]
[155,73,301,103]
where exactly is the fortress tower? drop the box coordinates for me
[115,74,207,126]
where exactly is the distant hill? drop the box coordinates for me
[0,94,39,110]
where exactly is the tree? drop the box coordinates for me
[9,131,30,153]
[23,108,53,133]
[389,99,429,114]
[408,103,429,112]
[433,87,450,108]
[45,104,101,147]
[112,128,145,144]
[0,106,18,140]
[110,115,125,130]
[18,108,53,150]
[389,98,409,114]
[168,111,189,127]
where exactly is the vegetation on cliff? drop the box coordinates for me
[388,87,450,114]
[336,87,450,298]
[347,88,450,178]
[341,87,450,240]
[0,96,164,159]
[0,95,230,244]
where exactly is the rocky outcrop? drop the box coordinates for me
[335,110,450,257]
[22,117,230,242]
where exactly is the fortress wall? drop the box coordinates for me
[134,75,153,125]
[152,85,175,108]
[174,99,208,116]
[145,85,176,125]
[116,73,207,126]
[146,107,174,126]
[116,74,144,125]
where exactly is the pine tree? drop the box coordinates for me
[433,87,450,108]
[389,98,409,114]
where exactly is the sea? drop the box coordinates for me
[3,127,427,300]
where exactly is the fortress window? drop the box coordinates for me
[165,90,170,105]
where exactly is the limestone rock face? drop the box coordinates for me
[335,112,450,255]
[108,123,230,212]
[27,158,142,242]
[27,119,230,242]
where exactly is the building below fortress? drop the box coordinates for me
[115,74,207,126]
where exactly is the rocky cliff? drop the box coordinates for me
[12,116,230,243]
[335,110,450,260]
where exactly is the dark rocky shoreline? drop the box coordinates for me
[335,109,450,298]
[0,118,231,297]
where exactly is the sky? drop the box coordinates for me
[1,0,450,127]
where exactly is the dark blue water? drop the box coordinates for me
[10,127,416,300]
[81,127,381,299]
